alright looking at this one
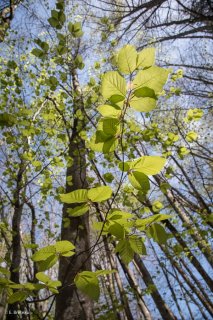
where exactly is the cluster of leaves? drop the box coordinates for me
[0,24,176,307]
[89,45,169,154]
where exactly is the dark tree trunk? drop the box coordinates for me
[55,69,93,320]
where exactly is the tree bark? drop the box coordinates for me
[55,68,93,320]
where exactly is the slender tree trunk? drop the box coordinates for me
[149,241,184,320]
[134,254,177,320]
[107,250,134,320]
[144,196,213,291]
[161,246,213,317]
[165,189,213,265]
[118,257,152,320]
[55,69,92,320]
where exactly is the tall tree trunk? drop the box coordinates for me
[55,69,92,320]
[134,254,177,320]
[6,164,25,320]
[118,257,152,320]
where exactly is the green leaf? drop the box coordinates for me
[118,161,130,172]
[54,240,75,253]
[0,113,16,127]
[68,22,83,37]
[103,172,114,183]
[186,131,198,142]
[97,105,121,118]
[89,134,118,153]
[135,214,171,230]
[160,182,171,194]
[99,118,120,136]
[148,223,169,244]
[48,280,61,288]
[130,66,169,111]
[74,271,100,301]
[67,204,89,217]
[129,236,146,255]
[31,48,45,58]
[134,87,157,99]
[131,86,157,111]
[32,245,56,262]
[152,201,163,212]
[130,156,166,175]
[136,48,155,69]
[38,255,58,271]
[128,171,150,192]
[60,189,88,204]
[36,272,50,283]
[8,291,28,304]
[88,186,112,202]
[108,222,125,239]
[186,108,203,122]
[101,71,126,102]
[34,39,49,52]
[117,44,137,74]
[51,9,59,19]
[0,266,10,276]
[108,210,132,221]
[133,66,169,92]
[48,17,60,28]
[115,240,134,264]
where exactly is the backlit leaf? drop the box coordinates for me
[88,186,112,202]
[60,189,88,204]
[101,71,126,102]
[136,48,155,69]
[117,44,137,74]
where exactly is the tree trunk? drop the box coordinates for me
[55,69,93,320]
[6,163,25,320]
[134,254,177,320]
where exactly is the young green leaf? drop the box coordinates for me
[32,245,56,262]
[74,271,100,301]
[130,156,166,175]
[97,105,122,118]
[117,44,137,74]
[133,66,169,92]
[129,236,146,255]
[8,291,28,304]
[186,131,198,142]
[54,240,75,253]
[89,133,118,153]
[147,223,169,244]
[88,186,112,202]
[37,255,58,272]
[36,272,50,284]
[108,222,125,239]
[115,240,134,264]
[67,204,89,217]
[135,214,171,230]
[101,71,126,102]
[136,47,155,69]
[60,189,88,204]
[128,171,150,192]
